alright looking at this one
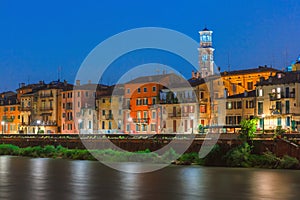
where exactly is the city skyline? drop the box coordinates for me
[1,0,300,91]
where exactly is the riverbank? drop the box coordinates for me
[0,143,299,169]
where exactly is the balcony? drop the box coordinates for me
[40,93,53,98]
[106,114,114,120]
[40,107,53,112]
[133,118,149,124]
[168,112,181,118]
[19,107,31,111]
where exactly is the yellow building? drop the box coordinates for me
[97,86,123,133]
[256,71,300,131]
[0,92,20,134]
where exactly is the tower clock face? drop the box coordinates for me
[202,54,208,61]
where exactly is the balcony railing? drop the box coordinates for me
[19,107,31,111]
[106,114,114,120]
[168,112,181,118]
[40,93,53,98]
[40,107,53,111]
[133,118,149,124]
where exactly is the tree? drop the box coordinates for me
[239,118,258,142]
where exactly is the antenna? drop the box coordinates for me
[58,66,61,81]
[227,52,231,71]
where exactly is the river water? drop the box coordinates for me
[0,156,299,200]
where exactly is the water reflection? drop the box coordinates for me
[250,170,293,200]
[0,156,10,199]
[0,156,299,200]
[70,161,91,200]
[29,158,49,199]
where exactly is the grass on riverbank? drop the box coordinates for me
[0,143,299,169]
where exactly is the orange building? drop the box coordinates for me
[0,92,20,134]
[123,74,186,133]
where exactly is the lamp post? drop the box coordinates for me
[128,117,133,134]
[37,120,41,134]
[78,118,82,134]
[1,121,5,134]
[261,114,265,134]
[190,116,194,134]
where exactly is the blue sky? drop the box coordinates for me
[0,0,299,91]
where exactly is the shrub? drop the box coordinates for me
[0,144,19,155]
[224,142,252,167]
[279,155,299,169]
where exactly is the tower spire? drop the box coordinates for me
[198,27,215,78]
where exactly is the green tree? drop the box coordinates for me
[239,118,258,142]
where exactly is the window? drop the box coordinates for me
[77,92,80,97]
[127,88,130,94]
[277,117,282,126]
[126,124,130,132]
[152,97,156,105]
[200,105,206,113]
[62,113,66,118]
[258,89,263,97]
[108,121,112,129]
[102,99,105,103]
[143,111,148,118]
[190,105,195,113]
[137,88,141,93]
[276,101,282,113]
[88,121,92,129]
[136,124,140,131]
[226,102,232,109]
[102,121,105,129]
[286,100,290,114]
[63,103,65,109]
[78,101,80,108]
[143,98,148,105]
[137,111,141,119]
[89,109,92,115]
[152,86,156,92]
[102,110,105,116]
[200,92,204,99]
[236,101,242,109]
[143,87,147,92]
[142,124,147,131]
[258,102,263,115]
[286,117,291,126]
[151,124,156,131]
[152,111,156,119]
[247,82,253,90]
[63,93,65,98]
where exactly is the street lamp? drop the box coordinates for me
[1,121,5,134]
[37,120,41,134]
[128,117,133,133]
[190,116,194,134]
[261,114,265,134]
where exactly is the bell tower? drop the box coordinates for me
[198,27,215,78]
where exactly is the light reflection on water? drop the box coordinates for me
[0,156,300,200]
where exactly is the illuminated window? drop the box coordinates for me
[200,105,206,113]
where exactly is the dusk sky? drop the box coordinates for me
[0,0,299,91]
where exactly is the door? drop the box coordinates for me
[173,120,176,133]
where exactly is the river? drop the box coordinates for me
[0,156,299,200]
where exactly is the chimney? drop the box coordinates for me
[39,80,44,85]
[76,80,81,86]
[64,80,67,86]
[19,83,26,88]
